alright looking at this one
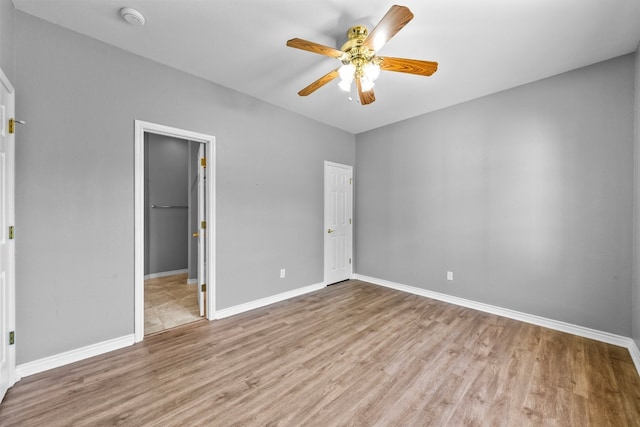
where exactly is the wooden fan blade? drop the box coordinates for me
[356,78,376,105]
[298,68,340,96]
[379,56,438,76]
[286,38,344,59]
[363,5,414,52]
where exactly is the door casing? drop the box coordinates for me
[134,120,216,342]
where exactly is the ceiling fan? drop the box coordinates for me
[286,5,438,105]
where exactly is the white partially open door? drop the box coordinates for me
[197,144,206,317]
[0,68,16,402]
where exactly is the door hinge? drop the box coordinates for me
[200,157,206,168]
[349,218,352,225]
[8,226,14,239]
[349,178,353,185]
[201,284,206,292]
[9,331,14,345]
[349,258,352,264]
[201,221,206,229]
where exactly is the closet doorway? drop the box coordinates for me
[144,135,200,334]
[134,121,215,342]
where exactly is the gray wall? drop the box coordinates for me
[11,5,637,367]
[634,46,640,349]
[355,54,635,336]
[0,0,13,82]
[145,134,190,275]
[14,12,354,364]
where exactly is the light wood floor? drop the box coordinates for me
[1,280,639,426]
[145,273,202,335]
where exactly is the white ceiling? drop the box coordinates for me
[13,0,640,134]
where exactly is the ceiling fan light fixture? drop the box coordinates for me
[364,62,381,82]
[360,76,375,92]
[338,79,352,93]
[338,63,355,92]
[286,5,436,105]
[339,63,355,80]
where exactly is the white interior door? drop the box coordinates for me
[0,68,16,402]
[324,161,353,285]
[197,144,206,317]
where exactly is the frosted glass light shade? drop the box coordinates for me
[364,62,380,82]
[360,76,374,92]
[338,79,352,92]
[339,63,355,80]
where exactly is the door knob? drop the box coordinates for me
[192,232,199,237]
[327,228,334,233]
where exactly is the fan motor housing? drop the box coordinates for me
[341,26,368,52]
[341,25,376,68]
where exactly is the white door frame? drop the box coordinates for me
[0,67,16,400]
[323,161,353,285]
[134,120,216,342]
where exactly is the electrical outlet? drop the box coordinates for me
[280,268,286,278]
[447,271,453,281]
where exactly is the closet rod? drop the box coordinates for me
[151,204,188,209]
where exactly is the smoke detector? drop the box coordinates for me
[120,7,146,26]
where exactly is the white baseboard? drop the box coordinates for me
[187,278,198,285]
[14,282,325,379]
[214,282,326,319]
[15,278,640,381]
[16,334,135,379]
[353,274,640,375]
[144,269,188,280]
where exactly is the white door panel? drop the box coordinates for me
[324,162,352,285]
[197,144,206,317]
[0,68,15,402]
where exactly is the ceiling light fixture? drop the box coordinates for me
[337,26,381,96]
[286,5,438,105]
[120,7,146,26]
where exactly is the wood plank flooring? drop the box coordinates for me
[1,279,639,426]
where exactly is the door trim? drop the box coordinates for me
[134,121,216,343]
[323,161,353,285]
